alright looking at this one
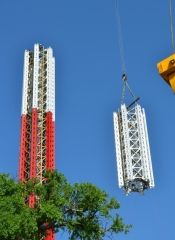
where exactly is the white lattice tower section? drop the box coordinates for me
[113,103,154,195]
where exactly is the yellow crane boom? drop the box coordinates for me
[157,54,175,93]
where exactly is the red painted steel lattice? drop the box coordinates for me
[18,44,55,240]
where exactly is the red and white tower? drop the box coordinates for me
[18,44,55,240]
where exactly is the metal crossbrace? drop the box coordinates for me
[127,109,143,180]
[37,45,47,184]
[117,105,152,195]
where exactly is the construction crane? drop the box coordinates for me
[157,0,175,92]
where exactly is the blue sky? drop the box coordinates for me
[0,0,174,239]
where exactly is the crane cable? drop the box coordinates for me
[149,191,168,240]
[114,0,137,104]
[114,0,126,74]
[169,0,174,53]
[129,195,138,240]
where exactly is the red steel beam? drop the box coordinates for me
[18,115,27,182]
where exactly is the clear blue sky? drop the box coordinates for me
[0,0,174,239]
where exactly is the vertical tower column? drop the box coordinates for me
[18,44,55,240]
[19,50,34,182]
[46,48,55,171]
[113,103,154,195]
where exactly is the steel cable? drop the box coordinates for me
[114,0,137,104]
[149,191,168,240]
[114,0,126,74]
[129,195,138,240]
[169,0,174,53]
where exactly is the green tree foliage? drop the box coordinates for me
[0,171,132,239]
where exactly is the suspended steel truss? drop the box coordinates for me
[113,0,154,196]
[18,44,55,240]
[113,103,154,195]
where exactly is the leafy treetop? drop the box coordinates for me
[0,170,132,239]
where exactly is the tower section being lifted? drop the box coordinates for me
[113,103,154,195]
[18,44,55,240]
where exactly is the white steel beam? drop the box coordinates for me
[21,51,29,115]
[142,109,155,188]
[135,104,149,181]
[52,57,55,121]
[33,44,39,108]
[113,112,124,187]
[46,47,55,121]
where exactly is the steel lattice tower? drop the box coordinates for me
[18,44,55,240]
[113,103,154,195]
